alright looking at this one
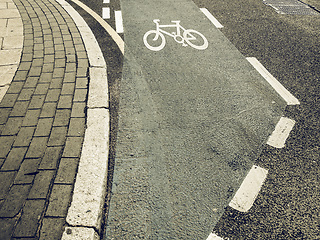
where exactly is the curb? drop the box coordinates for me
[55,0,110,239]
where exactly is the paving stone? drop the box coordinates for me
[42,63,54,73]
[2,117,23,135]
[0,184,31,218]
[18,61,32,71]
[0,172,16,199]
[67,118,85,137]
[1,147,28,171]
[28,95,46,109]
[61,82,75,96]
[34,83,49,95]
[9,101,29,117]
[44,54,54,64]
[0,136,15,158]
[24,76,39,88]
[65,62,76,73]
[39,217,65,240]
[73,88,87,102]
[55,158,79,184]
[28,66,42,77]
[45,88,61,102]
[31,58,43,67]
[63,71,76,83]
[57,95,72,109]
[39,146,63,170]
[17,88,34,101]
[28,170,55,199]
[40,102,57,118]
[34,118,53,137]
[0,218,16,240]
[6,81,24,94]
[46,184,73,217]
[13,199,46,238]
[52,67,64,79]
[55,58,66,68]
[22,109,41,127]
[71,102,86,118]
[48,126,67,146]
[0,108,11,125]
[13,127,35,147]
[52,109,70,127]
[75,77,88,89]
[14,158,41,184]
[62,137,83,158]
[39,72,53,83]
[12,70,28,82]
[0,93,18,108]
[49,77,63,89]
[25,137,48,159]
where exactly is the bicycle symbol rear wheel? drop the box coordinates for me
[143,30,166,51]
[183,29,208,50]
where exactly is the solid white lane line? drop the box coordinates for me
[246,57,300,105]
[229,165,268,212]
[207,233,225,240]
[267,117,295,148]
[200,8,224,28]
[102,7,110,19]
[115,10,124,33]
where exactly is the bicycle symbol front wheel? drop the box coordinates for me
[143,30,166,51]
[183,29,208,50]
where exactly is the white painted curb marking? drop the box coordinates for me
[200,8,224,28]
[56,0,110,239]
[115,10,124,33]
[267,117,295,148]
[229,165,268,212]
[246,57,300,105]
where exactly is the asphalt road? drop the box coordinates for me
[191,0,320,239]
[69,0,320,238]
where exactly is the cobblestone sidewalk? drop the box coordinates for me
[0,0,90,238]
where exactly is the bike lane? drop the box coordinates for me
[105,0,287,238]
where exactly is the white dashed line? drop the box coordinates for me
[206,233,225,240]
[115,10,124,33]
[200,8,224,28]
[229,165,268,212]
[267,117,296,148]
[103,0,110,3]
[102,7,110,19]
[246,57,300,105]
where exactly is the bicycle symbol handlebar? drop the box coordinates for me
[143,19,208,51]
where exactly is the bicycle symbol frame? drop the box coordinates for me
[143,19,208,51]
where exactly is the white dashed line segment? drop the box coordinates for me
[229,165,268,212]
[206,233,225,240]
[115,10,124,33]
[267,117,296,148]
[102,7,110,19]
[246,57,300,105]
[200,8,224,28]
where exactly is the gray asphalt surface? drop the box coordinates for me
[190,0,320,238]
[70,0,320,238]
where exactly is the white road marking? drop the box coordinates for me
[267,117,295,148]
[246,57,300,105]
[70,0,124,54]
[115,10,124,33]
[207,233,225,240]
[200,8,224,28]
[229,165,268,212]
[102,7,110,19]
[103,0,110,3]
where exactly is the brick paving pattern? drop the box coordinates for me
[0,0,89,238]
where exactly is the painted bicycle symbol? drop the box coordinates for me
[143,19,208,51]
